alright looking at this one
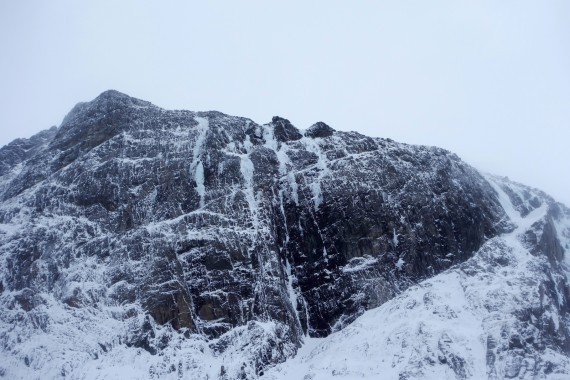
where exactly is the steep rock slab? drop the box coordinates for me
[266,176,570,380]
[0,91,527,378]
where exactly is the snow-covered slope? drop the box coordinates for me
[266,176,570,380]
[0,91,569,379]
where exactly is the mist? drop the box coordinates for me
[1,1,568,205]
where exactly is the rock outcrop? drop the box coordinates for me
[0,90,568,379]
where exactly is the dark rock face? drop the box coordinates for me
[276,135,507,335]
[305,121,335,138]
[262,186,570,379]
[271,116,302,142]
[2,90,567,378]
[0,126,58,177]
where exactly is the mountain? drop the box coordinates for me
[0,90,568,379]
[265,177,570,380]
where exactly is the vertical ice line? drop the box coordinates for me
[190,117,209,208]
[262,124,298,205]
[301,137,330,210]
[285,259,303,334]
[195,162,205,208]
[302,296,312,336]
[240,152,258,227]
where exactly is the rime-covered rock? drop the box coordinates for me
[304,121,334,138]
[0,91,568,379]
[266,176,570,380]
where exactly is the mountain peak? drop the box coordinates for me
[1,93,569,379]
[270,115,302,142]
[95,89,131,100]
[305,121,335,138]
[61,90,153,127]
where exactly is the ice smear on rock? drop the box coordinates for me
[1,91,569,379]
[265,176,570,380]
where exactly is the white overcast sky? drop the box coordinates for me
[1,1,569,205]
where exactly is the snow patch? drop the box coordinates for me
[342,256,378,273]
[396,257,405,270]
[393,228,399,247]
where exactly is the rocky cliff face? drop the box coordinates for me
[266,176,570,380]
[0,91,568,379]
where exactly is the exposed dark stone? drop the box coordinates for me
[1,90,568,378]
[0,126,58,177]
[126,315,158,355]
[0,92,507,342]
[539,215,565,265]
[305,122,335,138]
[509,334,524,349]
[271,116,302,142]
[13,288,37,311]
